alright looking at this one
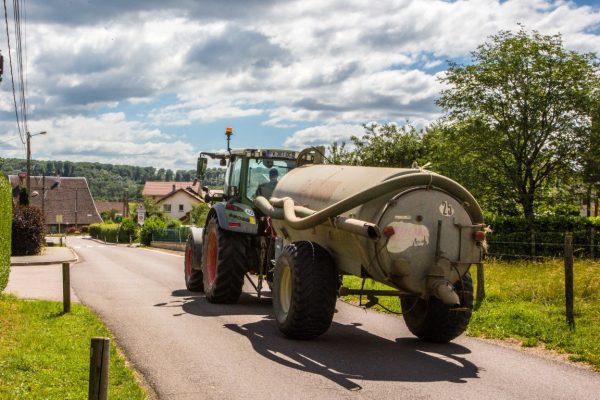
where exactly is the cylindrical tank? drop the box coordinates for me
[271,164,484,297]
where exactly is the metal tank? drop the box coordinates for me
[255,164,485,303]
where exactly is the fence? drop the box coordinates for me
[151,227,191,243]
[487,228,598,259]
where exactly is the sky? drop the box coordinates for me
[1,0,599,171]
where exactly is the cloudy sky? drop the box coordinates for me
[1,0,599,170]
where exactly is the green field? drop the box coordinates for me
[0,294,148,399]
[342,259,600,371]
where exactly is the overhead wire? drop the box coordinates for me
[2,0,24,144]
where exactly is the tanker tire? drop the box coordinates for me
[202,216,246,304]
[184,233,204,292]
[401,272,473,343]
[273,241,338,339]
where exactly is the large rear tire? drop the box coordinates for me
[202,216,246,303]
[273,241,338,339]
[184,229,204,292]
[401,272,473,343]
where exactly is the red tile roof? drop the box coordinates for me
[142,181,200,197]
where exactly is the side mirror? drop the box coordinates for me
[197,157,208,180]
[219,158,227,167]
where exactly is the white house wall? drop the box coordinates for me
[158,191,201,219]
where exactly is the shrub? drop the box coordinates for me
[88,219,138,243]
[0,173,12,292]
[140,215,166,245]
[119,217,139,243]
[12,206,45,256]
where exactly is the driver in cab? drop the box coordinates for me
[255,168,279,199]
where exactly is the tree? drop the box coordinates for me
[437,27,599,227]
[328,123,426,168]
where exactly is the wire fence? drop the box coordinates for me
[151,227,191,243]
[487,229,598,260]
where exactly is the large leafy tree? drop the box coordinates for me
[328,123,426,168]
[437,28,599,226]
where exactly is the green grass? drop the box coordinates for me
[342,259,600,371]
[0,294,148,399]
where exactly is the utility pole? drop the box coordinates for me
[25,130,47,200]
[75,187,78,230]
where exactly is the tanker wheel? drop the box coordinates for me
[401,272,473,343]
[184,232,204,292]
[201,216,246,304]
[273,241,338,339]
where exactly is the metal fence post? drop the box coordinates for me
[564,233,575,330]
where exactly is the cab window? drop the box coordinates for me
[247,158,295,201]
[226,157,243,197]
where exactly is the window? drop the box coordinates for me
[226,157,243,197]
[179,204,184,212]
[163,204,171,212]
[247,158,295,201]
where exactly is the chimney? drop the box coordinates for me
[172,184,176,192]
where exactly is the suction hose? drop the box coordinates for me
[254,171,483,232]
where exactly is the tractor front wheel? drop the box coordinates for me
[273,241,338,339]
[184,229,204,292]
[201,216,246,303]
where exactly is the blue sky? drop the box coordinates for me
[1,0,599,170]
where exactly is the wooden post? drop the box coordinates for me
[89,337,110,400]
[530,232,536,258]
[591,227,595,260]
[62,262,71,313]
[476,263,485,304]
[564,233,575,330]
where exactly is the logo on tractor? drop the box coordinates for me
[439,201,454,217]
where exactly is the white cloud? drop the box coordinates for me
[284,124,365,149]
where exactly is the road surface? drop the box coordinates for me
[68,237,600,400]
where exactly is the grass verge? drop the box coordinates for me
[342,259,600,371]
[0,294,148,399]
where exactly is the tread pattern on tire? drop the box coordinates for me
[202,217,247,304]
[184,233,204,292]
[401,272,473,343]
[274,241,338,339]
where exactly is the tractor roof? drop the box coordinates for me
[201,149,298,160]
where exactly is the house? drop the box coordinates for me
[142,181,201,201]
[10,175,102,232]
[142,182,204,221]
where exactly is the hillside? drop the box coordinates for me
[0,158,225,201]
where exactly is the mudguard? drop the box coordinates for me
[211,202,259,235]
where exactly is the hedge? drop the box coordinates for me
[0,173,11,293]
[12,206,45,256]
[485,214,600,258]
[89,218,139,243]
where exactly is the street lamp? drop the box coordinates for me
[26,130,47,200]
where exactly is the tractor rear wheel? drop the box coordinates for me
[401,272,473,343]
[184,230,204,292]
[202,216,246,303]
[273,241,338,339]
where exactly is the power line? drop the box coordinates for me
[2,0,24,144]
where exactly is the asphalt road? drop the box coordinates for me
[69,237,600,400]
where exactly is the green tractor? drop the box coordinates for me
[184,128,323,303]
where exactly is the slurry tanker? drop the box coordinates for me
[185,128,485,342]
